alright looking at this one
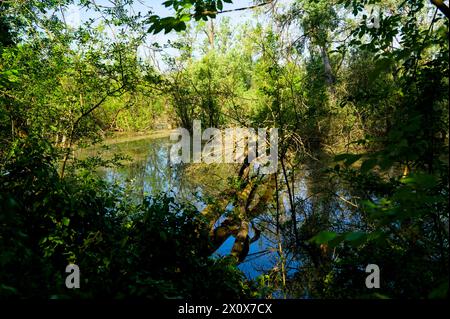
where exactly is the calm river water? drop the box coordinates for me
[77,131,338,281]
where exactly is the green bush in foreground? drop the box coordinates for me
[0,137,249,299]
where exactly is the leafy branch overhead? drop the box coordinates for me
[147,0,274,34]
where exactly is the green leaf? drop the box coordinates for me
[173,22,187,32]
[344,232,367,246]
[328,235,345,248]
[378,157,394,170]
[360,158,378,173]
[400,173,438,189]
[310,231,337,244]
[62,217,70,226]
[0,284,17,295]
[179,14,191,22]
[372,292,390,299]
[345,231,366,241]
[429,280,448,299]
[334,153,362,166]
[217,0,223,11]
[366,231,384,242]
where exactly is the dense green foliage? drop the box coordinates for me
[0,137,248,298]
[0,0,448,299]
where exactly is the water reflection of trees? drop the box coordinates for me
[88,135,437,299]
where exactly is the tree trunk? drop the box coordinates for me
[208,19,215,49]
[320,45,335,87]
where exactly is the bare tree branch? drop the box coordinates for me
[431,0,450,19]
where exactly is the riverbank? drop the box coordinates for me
[100,130,172,146]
